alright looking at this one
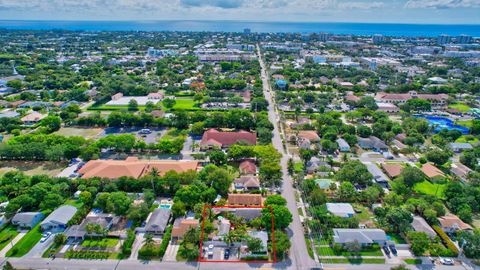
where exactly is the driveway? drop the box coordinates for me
[180,136,194,160]
[102,127,163,144]
[56,162,82,178]
[129,233,144,260]
[163,242,179,262]
[24,233,56,258]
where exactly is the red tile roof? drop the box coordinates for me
[227,194,262,206]
[200,129,256,147]
[421,163,445,178]
[381,163,403,178]
[438,214,472,231]
[239,160,257,174]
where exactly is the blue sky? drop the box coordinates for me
[0,0,479,24]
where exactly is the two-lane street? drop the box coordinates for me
[257,45,317,270]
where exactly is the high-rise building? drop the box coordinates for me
[372,34,386,44]
[437,34,451,45]
[318,32,332,42]
[457,34,473,44]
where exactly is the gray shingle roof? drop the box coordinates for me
[145,208,171,233]
[41,205,77,227]
[12,212,43,225]
[333,228,387,244]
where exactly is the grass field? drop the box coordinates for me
[448,103,472,112]
[81,238,119,248]
[414,180,447,199]
[317,246,384,257]
[322,258,386,264]
[456,119,473,128]
[6,224,42,257]
[55,127,104,139]
[171,98,200,111]
[0,161,66,177]
[0,225,19,252]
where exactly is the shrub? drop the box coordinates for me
[432,225,459,256]
[122,230,135,257]
[158,225,172,258]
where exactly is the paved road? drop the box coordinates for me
[257,45,316,270]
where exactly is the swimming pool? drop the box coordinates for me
[415,115,470,135]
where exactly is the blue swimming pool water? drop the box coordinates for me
[415,115,470,135]
[159,204,172,209]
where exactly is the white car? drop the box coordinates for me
[208,244,214,256]
[439,257,454,265]
[40,232,52,243]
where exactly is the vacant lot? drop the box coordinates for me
[0,161,66,177]
[172,98,200,111]
[55,127,104,140]
[81,238,119,248]
[414,180,447,199]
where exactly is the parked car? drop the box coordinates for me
[208,244,214,258]
[139,129,152,135]
[439,258,454,265]
[382,245,390,255]
[224,249,230,260]
[389,244,397,256]
[40,232,52,243]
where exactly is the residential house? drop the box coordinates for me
[200,129,256,149]
[450,162,472,182]
[40,205,77,231]
[366,163,389,184]
[381,163,403,178]
[234,175,260,191]
[239,160,257,175]
[145,208,171,235]
[448,142,473,153]
[333,228,387,246]
[297,130,320,143]
[171,218,199,239]
[336,138,351,152]
[357,136,388,152]
[438,214,473,233]
[421,163,445,179]
[78,157,199,179]
[326,203,355,218]
[65,212,121,240]
[214,218,231,238]
[232,208,262,221]
[227,194,262,206]
[411,216,436,238]
[21,111,46,125]
[12,212,44,229]
[306,157,331,174]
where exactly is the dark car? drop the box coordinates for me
[389,244,397,256]
[383,245,390,255]
[224,249,230,260]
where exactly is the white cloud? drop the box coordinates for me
[405,0,480,9]
[337,1,385,9]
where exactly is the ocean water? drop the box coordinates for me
[0,20,479,37]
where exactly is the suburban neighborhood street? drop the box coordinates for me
[257,45,317,270]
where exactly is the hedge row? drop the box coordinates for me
[121,230,136,257]
[432,225,459,256]
[65,250,110,260]
[158,225,173,258]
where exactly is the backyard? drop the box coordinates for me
[6,224,42,257]
[0,161,66,177]
[414,180,447,199]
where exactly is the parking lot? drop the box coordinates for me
[202,245,239,261]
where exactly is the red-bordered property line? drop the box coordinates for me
[198,205,276,263]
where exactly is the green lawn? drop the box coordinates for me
[317,245,384,257]
[448,103,472,113]
[455,135,479,144]
[414,180,447,199]
[64,199,83,209]
[456,119,473,128]
[171,98,200,111]
[294,162,304,173]
[6,224,43,257]
[81,238,119,248]
[322,258,386,264]
[0,225,19,251]
[404,258,422,265]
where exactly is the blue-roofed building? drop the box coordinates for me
[276,79,287,90]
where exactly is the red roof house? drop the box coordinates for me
[200,129,256,149]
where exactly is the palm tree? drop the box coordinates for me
[143,233,154,246]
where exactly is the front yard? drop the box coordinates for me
[6,224,42,257]
[0,225,19,251]
[81,238,119,249]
